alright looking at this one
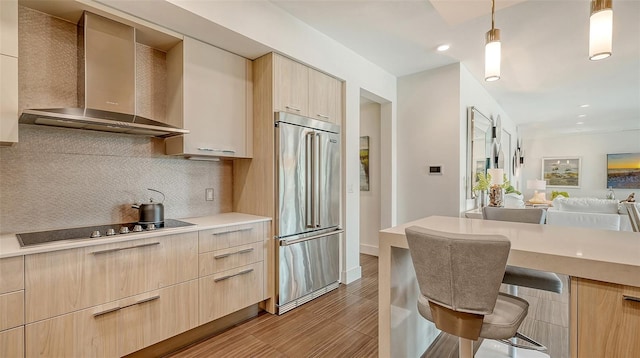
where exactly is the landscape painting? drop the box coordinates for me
[360,136,370,191]
[542,157,581,188]
[607,153,640,189]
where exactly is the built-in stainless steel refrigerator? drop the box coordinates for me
[275,112,341,314]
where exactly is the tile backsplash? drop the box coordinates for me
[0,125,232,234]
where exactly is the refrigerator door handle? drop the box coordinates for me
[279,229,344,246]
[306,132,315,228]
[314,132,321,228]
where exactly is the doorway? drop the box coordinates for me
[359,96,382,255]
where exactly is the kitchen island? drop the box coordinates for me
[378,216,640,358]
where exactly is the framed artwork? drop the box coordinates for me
[607,153,640,189]
[542,157,581,188]
[359,136,370,191]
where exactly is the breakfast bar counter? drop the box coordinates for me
[378,216,640,358]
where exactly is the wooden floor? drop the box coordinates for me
[169,254,568,358]
[169,254,379,358]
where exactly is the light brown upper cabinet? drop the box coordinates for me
[271,53,342,125]
[0,0,18,146]
[166,37,253,159]
[308,69,342,124]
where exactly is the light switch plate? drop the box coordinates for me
[205,188,214,201]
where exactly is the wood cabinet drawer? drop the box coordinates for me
[0,255,23,294]
[0,326,23,358]
[117,280,199,356]
[199,222,266,253]
[199,241,264,276]
[199,262,264,324]
[0,290,23,331]
[25,232,198,323]
[573,278,640,358]
[25,280,198,358]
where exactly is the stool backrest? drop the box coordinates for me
[623,202,640,232]
[482,207,546,224]
[405,226,510,316]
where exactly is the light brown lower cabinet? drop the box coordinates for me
[25,280,198,358]
[572,277,640,358]
[0,326,24,357]
[199,262,264,324]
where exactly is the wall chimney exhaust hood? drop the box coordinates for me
[19,12,188,138]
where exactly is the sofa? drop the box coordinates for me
[546,197,633,231]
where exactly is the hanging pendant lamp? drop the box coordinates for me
[485,0,501,81]
[589,0,613,60]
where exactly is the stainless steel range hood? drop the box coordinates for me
[19,12,188,138]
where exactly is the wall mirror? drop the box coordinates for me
[467,107,493,199]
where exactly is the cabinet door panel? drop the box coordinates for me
[199,262,264,323]
[117,280,198,356]
[199,241,264,276]
[575,278,640,357]
[0,54,18,145]
[117,233,198,298]
[0,0,18,57]
[273,54,309,116]
[309,69,342,124]
[0,255,23,294]
[199,222,266,253]
[181,37,250,158]
[0,290,24,331]
[25,303,118,358]
[0,326,23,358]
[26,232,198,323]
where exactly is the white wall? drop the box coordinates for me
[360,101,381,255]
[396,63,518,223]
[397,63,461,223]
[101,0,398,283]
[521,130,640,200]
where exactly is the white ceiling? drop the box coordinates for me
[270,0,640,137]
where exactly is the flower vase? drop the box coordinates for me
[476,190,488,209]
[489,185,504,207]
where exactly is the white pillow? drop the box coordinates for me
[552,197,619,214]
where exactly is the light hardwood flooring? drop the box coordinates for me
[169,254,568,358]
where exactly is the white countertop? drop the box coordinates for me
[380,216,640,287]
[0,212,271,259]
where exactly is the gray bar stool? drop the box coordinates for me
[482,206,560,355]
[482,207,563,293]
[623,202,640,232]
[405,226,529,358]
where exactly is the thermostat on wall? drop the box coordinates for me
[429,166,442,175]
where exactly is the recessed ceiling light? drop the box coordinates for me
[576,121,584,125]
[578,114,587,118]
[580,104,590,108]
[436,44,450,52]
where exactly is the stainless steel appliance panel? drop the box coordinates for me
[316,131,340,229]
[278,231,340,305]
[276,122,315,238]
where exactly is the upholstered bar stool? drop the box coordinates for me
[482,207,560,356]
[405,226,529,358]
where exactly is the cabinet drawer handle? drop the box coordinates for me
[93,306,121,317]
[214,247,255,259]
[623,295,640,303]
[136,294,160,305]
[197,148,236,154]
[214,268,254,282]
[212,227,253,236]
[90,242,160,255]
[316,114,330,119]
[285,105,301,112]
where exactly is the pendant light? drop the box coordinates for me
[589,0,613,60]
[485,0,501,81]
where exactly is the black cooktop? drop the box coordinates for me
[16,219,195,247]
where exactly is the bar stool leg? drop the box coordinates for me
[508,285,518,358]
[459,338,474,358]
